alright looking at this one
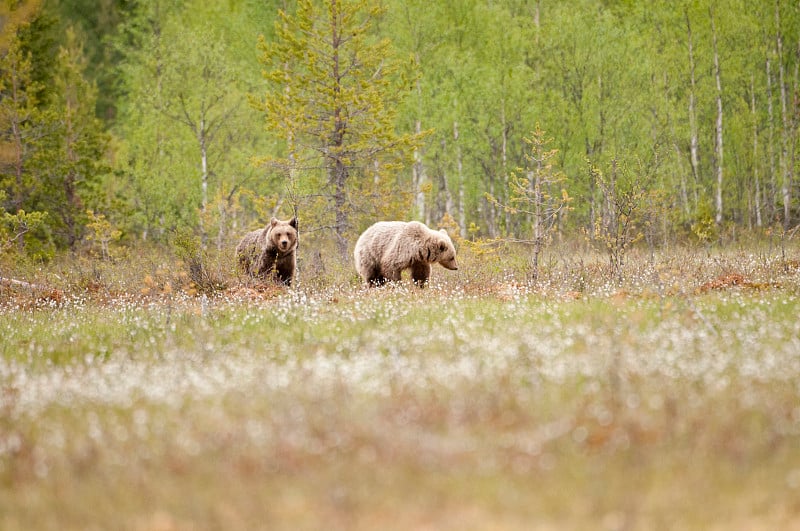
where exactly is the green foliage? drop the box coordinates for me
[0,189,46,255]
[1,11,109,253]
[589,159,663,281]
[84,209,121,260]
[486,125,571,278]
[4,0,800,258]
[254,0,428,256]
[690,195,719,244]
[29,27,110,249]
[0,22,42,216]
[171,227,227,294]
[44,0,126,120]
[110,0,277,244]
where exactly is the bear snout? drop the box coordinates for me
[442,259,458,270]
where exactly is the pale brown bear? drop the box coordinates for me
[354,221,458,287]
[236,217,298,286]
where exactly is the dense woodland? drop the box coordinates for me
[1,0,800,264]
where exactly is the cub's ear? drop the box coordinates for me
[270,217,278,227]
[289,217,298,229]
[439,228,449,235]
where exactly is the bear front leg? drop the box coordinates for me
[410,262,431,287]
[276,259,294,286]
[367,276,387,287]
[277,271,292,286]
[256,251,278,281]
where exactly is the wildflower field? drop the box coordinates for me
[2,244,800,530]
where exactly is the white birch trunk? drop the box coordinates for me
[686,10,700,207]
[776,4,791,227]
[710,8,724,226]
[751,76,762,227]
[455,120,466,238]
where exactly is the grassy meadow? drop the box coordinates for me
[2,240,800,530]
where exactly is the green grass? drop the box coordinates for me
[2,246,800,530]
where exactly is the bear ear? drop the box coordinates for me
[289,217,298,229]
[270,217,278,227]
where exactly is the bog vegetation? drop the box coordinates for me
[2,0,800,529]
[3,243,800,529]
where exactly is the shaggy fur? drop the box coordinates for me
[354,221,458,287]
[236,217,298,286]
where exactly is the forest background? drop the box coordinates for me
[1,0,799,270]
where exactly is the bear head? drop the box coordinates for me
[432,228,458,270]
[269,217,298,254]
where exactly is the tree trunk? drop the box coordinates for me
[412,119,426,221]
[766,56,777,220]
[333,160,348,259]
[531,165,543,281]
[776,3,791,227]
[791,38,800,228]
[64,171,78,249]
[199,119,208,247]
[329,0,349,259]
[501,101,510,235]
[64,106,81,249]
[710,7,724,226]
[486,171,497,238]
[412,53,426,221]
[751,75,762,227]
[455,120,466,238]
[10,75,26,252]
[685,10,700,204]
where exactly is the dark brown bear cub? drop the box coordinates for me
[236,217,298,286]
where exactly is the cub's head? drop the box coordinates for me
[269,217,298,254]
[433,228,458,270]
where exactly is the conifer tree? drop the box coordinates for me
[32,28,108,249]
[0,25,41,214]
[255,0,427,258]
[0,9,49,253]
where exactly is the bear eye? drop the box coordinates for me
[439,243,446,252]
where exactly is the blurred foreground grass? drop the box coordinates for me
[2,248,800,530]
